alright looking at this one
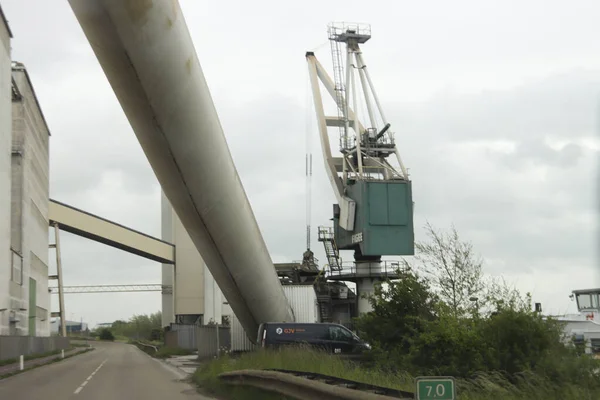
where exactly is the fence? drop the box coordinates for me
[165,324,231,358]
[0,336,70,361]
[197,325,231,359]
[231,314,257,352]
[167,324,197,350]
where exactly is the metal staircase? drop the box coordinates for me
[317,295,333,322]
[318,226,341,271]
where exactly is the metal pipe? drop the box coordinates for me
[343,46,352,150]
[351,54,364,179]
[355,52,388,125]
[354,51,377,130]
[375,123,391,141]
[68,0,293,342]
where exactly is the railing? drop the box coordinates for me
[327,22,372,41]
[135,341,157,353]
[327,261,407,280]
[317,226,335,241]
[219,369,413,399]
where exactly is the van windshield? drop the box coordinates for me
[329,325,355,341]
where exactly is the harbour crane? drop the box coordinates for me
[306,23,415,313]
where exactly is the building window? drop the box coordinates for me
[10,248,23,285]
[576,293,600,311]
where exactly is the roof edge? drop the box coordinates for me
[12,61,52,136]
[0,4,13,38]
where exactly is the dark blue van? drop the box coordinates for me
[257,322,371,355]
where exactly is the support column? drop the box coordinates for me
[160,190,175,328]
[354,261,383,315]
[52,223,66,337]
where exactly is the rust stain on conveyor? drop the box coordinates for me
[186,57,192,75]
[124,0,153,24]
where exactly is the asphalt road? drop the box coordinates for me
[0,341,213,399]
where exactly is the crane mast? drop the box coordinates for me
[307,23,415,314]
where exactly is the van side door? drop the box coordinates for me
[327,325,354,354]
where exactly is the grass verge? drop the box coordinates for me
[0,348,74,367]
[193,347,600,400]
[0,347,94,380]
[193,346,412,400]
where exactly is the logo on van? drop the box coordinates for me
[276,327,283,335]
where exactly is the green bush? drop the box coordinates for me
[98,328,115,341]
[354,267,599,389]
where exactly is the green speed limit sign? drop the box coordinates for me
[415,376,456,400]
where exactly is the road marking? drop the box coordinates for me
[74,359,107,395]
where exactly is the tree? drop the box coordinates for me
[414,222,486,318]
[476,308,567,375]
[98,328,114,341]
[354,222,600,385]
[484,276,532,314]
[109,311,163,340]
[355,267,439,368]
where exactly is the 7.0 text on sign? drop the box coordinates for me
[415,376,455,400]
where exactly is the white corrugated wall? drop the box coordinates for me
[230,284,320,351]
[282,285,319,324]
[231,314,257,352]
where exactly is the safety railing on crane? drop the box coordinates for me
[327,22,372,41]
[349,165,406,181]
[326,260,407,280]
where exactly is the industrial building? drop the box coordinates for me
[50,319,88,335]
[0,5,52,337]
[0,3,13,336]
[161,190,230,327]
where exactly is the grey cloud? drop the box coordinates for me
[494,140,584,170]
[398,70,600,144]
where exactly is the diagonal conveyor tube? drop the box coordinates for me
[68,0,294,341]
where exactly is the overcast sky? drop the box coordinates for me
[2,0,599,327]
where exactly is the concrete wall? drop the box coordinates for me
[0,5,13,335]
[0,336,69,362]
[9,65,51,336]
[161,191,206,324]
